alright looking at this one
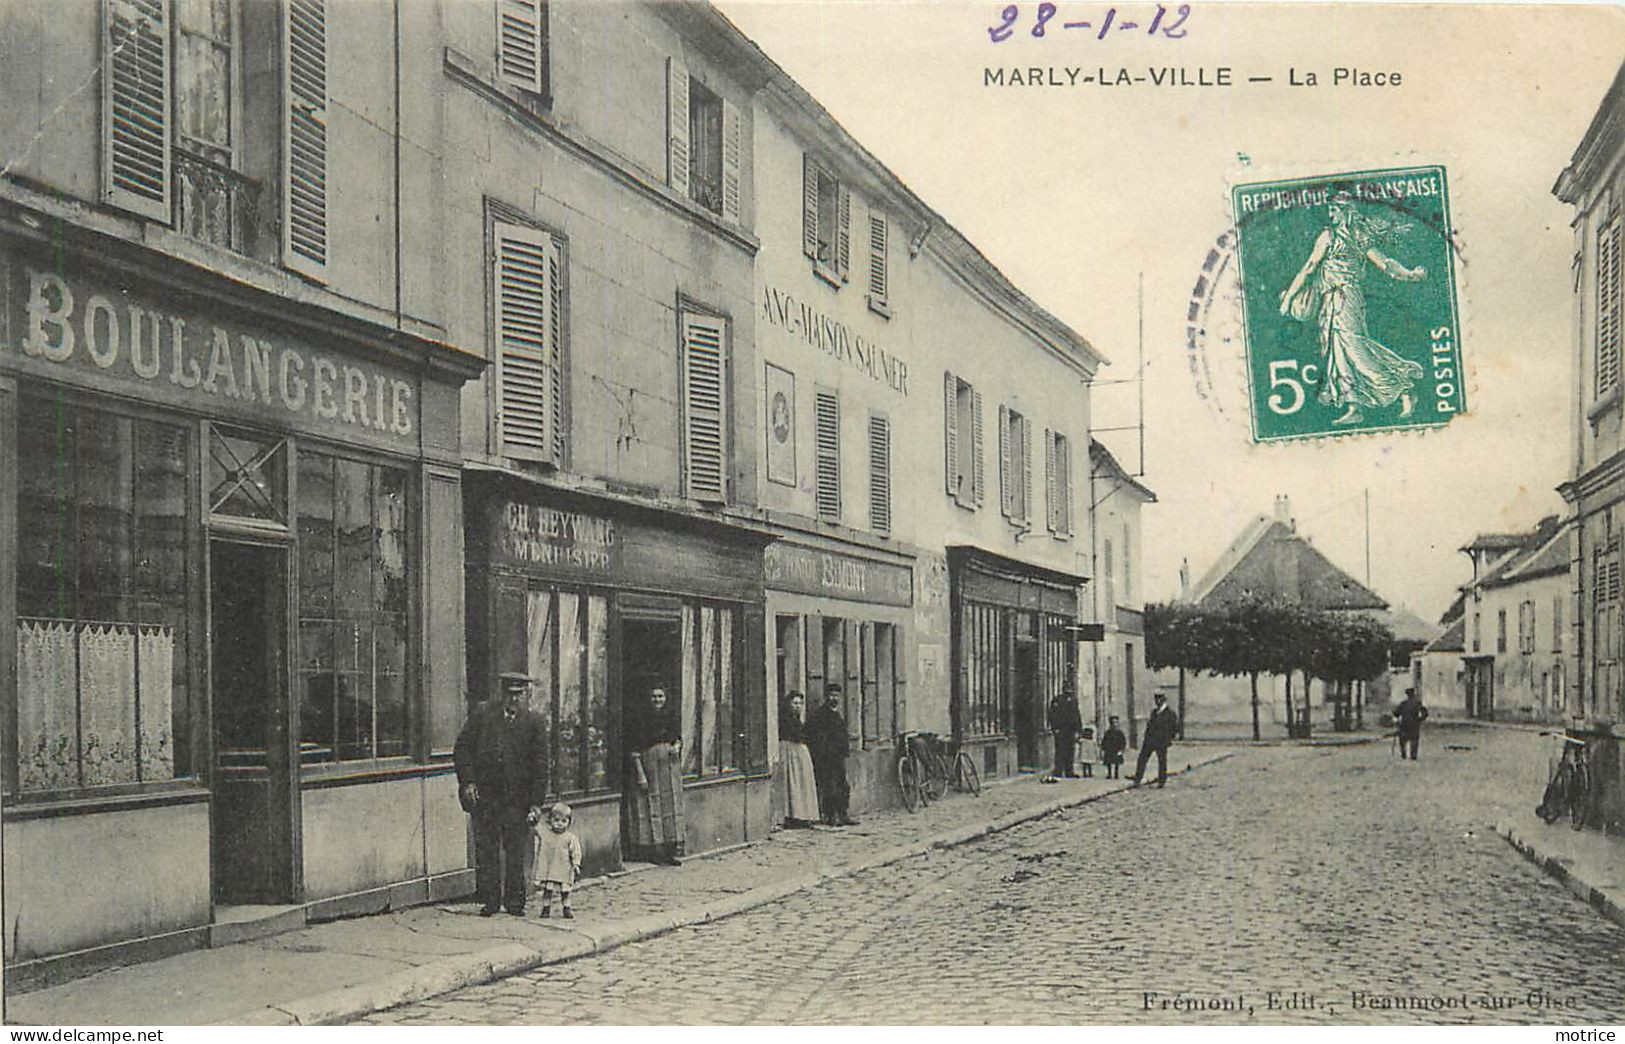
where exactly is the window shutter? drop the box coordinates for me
[682,311,728,502]
[1045,429,1058,532]
[494,222,555,460]
[998,404,1012,518]
[835,182,852,281]
[496,0,546,94]
[814,389,841,520]
[868,213,888,306]
[283,0,328,278]
[971,388,985,506]
[721,97,742,224]
[666,57,690,201]
[548,244,565,465]
[1599,214,1622,397]
[802,154,820,261]
[1059,434,1073,534]
[1020,414,1033,524]
[868,413,891,535]
[843,618,862,744]
[943,371,959,498]
[102,0,171,221]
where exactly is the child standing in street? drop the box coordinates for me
[1077,725,1100,778]
[533,801,584,919]
[1101,716,1127,780]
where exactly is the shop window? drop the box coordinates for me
[866,622,900,744]
[814,388,841,521]
[13,396,193,793]
[1597,210,1621,399]
[868,412,891,535]
[681,310,729,502]
[802,154,849,285]
[776,615,802,704]
[963,603,1007,738]
[493,220,567,467]
[998,404,1032,526]
[297,452,411,762]
[681,603,742,777]
[666,61,742,223]
[525,587,611,795]
[208,424,288,526]
[496,0,549,99]
[943,372,983,508]
[1045,429,1073,536]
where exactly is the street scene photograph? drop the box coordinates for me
[0,0,1622,1032]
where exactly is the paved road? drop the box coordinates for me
[361,727,1624,1025]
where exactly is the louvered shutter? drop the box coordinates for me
[682,311,728,502]
[802,154,820,261]
[971,388,985,506]
[1019,414,1033,524]
[721,98,742,224]
[496,0,546,94]
[1045,429,1058,532]
[814,389,841,520]
[548,245,565,465]
[494,222,555,460]
[998,404,1012,517]
[667,58,691,201]
[835,182,852,281]
[1058,434,1073,535]
[943,371,959,498]
[843,618,862,744]
[868,413,891,535]
[1599,214,1622,396]
[102,0,171,221]
[284,0,328,278]
[868,213,888,306]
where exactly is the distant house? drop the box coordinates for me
[1458,517,1573,723]
[1412,605,1466,715]
[1085,441,1158,743]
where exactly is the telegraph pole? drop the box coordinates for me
[1364,488,1371,586]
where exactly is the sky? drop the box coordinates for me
[714,0,1624,624]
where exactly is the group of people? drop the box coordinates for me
[1047,690,1180,787]
[452,672,688,918]
[778,684,860,828]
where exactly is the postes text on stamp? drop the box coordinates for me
[1231,166,1464,441]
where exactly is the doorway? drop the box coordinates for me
[210,540,296,905]
[1013,639,1040,769]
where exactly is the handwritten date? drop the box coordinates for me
[988,3,1192,42]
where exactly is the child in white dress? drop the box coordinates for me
[1077,726,1100,778]
[533,801,584,919]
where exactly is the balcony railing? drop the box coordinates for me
[174,146,267,254]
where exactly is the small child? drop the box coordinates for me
[1101,716,1128,780]
[1077,726,1100,778]
[532,801,583,919]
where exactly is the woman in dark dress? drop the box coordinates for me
[626,685,685,866]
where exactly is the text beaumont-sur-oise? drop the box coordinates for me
[13,267,415,436]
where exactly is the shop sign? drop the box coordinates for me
[764,542,912,607]
[5,265,415,441]
[496,501,619,575]
[760,284,909,395]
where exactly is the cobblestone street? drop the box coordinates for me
[361,726,1624,1026]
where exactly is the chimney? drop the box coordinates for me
[1273,494,1295,531]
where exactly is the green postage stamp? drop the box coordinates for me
[1231,166,1464,442]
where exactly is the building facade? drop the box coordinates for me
[1555,59,1625,831]
[1086,441,1157,744]
[1456,520,1571,724]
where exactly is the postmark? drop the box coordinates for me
[1230,165,1464,441]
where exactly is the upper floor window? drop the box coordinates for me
[803,155,850,286]
[496,0,549,99]
[493,219,567,467]
[1044,429,1073,537]
[1104,537,1116,610]
[1553,595,1564,653]
[681,308,730,503]
[943,372,983,508]
[1496,608,1507,653]
[1517,599,1535,655]
[667,60,741,224]
[814,388,841,521]
[867,213,890,316]
[1472,611,1481,653]
[102,0,327,275]
[999,404,1032,528]
[1598,211,1622,398]
[868,412,891,535]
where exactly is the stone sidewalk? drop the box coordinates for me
[8,751,1234,1027]
[1496,817,1625,932]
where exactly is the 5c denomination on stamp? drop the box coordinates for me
[1231,165,1464,442]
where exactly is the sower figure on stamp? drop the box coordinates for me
[1279,192,1427,426]
[808,683,859,827]
[1132,693,1180,788]
[1391,686,1429,761]
[454,671,548,916]
[1049,685,1082,778]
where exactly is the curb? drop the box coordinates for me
[1494,822,1625,931]
[227,751,1235,1025]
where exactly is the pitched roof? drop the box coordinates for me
[1491,525,1570,588]
[1368,605,1442,645]
[1425,616,1466,654]
[1193,518,1389,612]
[1089,440,1157,503]
[1463,533,1528,553]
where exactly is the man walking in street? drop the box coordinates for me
[455,672,549,916]
[1391,686,1429,761]
[1132,693,1180,788]
[807,683,859,826]
[1049,686,1082,778]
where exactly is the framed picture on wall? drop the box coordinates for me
[765,362,796,487]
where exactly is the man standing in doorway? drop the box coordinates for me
[808,683,859,826]
[1132,693,1180,788]
[1391,687,1429,761]
[455,672,549,916]
[1049,686,1082,778]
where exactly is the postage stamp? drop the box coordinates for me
[1230,165,1464,442]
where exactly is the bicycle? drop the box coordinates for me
[896,732,981,812]
[896,731,930,812]
[1535,732,1591,831]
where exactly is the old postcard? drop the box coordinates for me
[0,0,1621,1031]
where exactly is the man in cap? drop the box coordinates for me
[1391,686,1429,761]
[455,671,549,915]
[806,682,858,826]
[1132,692,1180,788]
